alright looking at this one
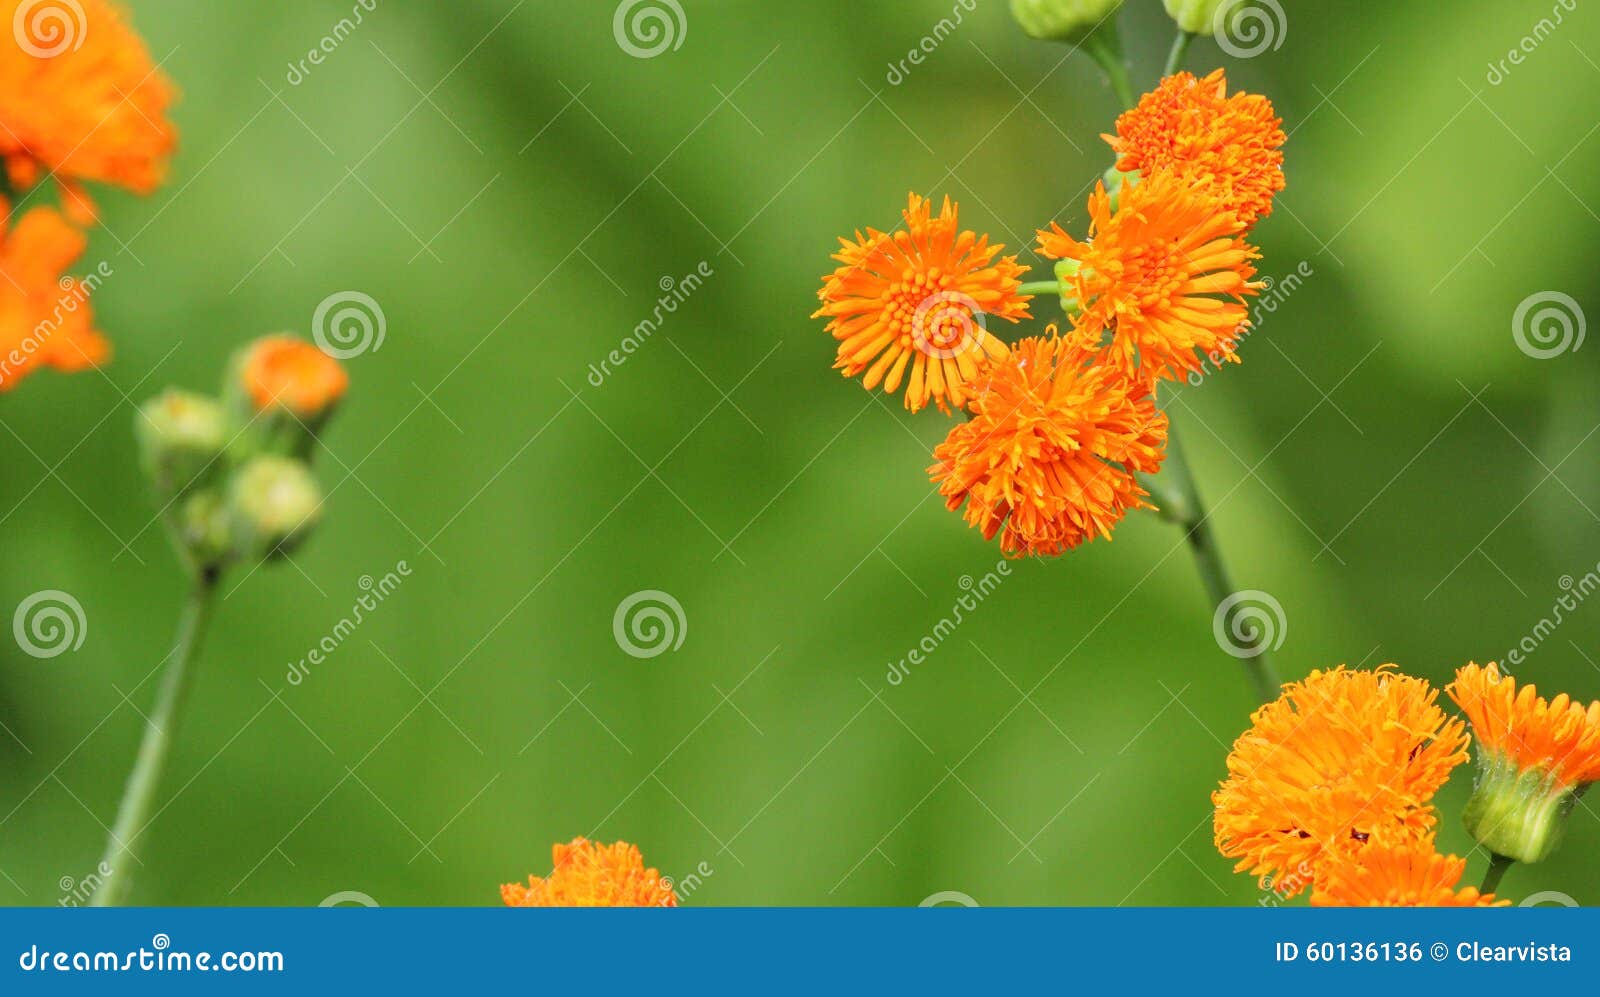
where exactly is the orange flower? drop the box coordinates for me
[502,837,678,908]
[1105,69,1285,228]
[1213,665,1469,897]
[0,200,108,391]
[814,193,1030,413]
[1036,173,1258,384]
[1311,836,1507,908]
[0,0,178,221]
[929,329,1167,558]
[1450,662,1600,790]
[1448,662,1600,863]
[240,336,348,416]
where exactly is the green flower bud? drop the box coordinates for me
[1163,0,1225,35]
[136,390,230,498]
[1462,750,1582,864]
[1009,0,1123,42]
[177,490,234,570]
[1052,258,1082,313]
[228,455,323,560]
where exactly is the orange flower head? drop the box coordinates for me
[0,0,178,221]
[814,193,1031,414]
[0,201,108,391]
[1311,836,1507,908]
[1105,69,1285,228]
[1036,172,1259,384]
[241,336,348,416]
[1448,662,1600,863]
[1213,665,1469,897]
[502,837,678,908]
[1450,662,1600,790]
[929,328,1167,558]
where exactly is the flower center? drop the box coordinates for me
[1118,239,1184,308]
[886,268,977,356]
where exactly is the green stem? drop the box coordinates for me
[1018,280,1063,297]
[1479,853,1514,895]
[1083,30,1135,111]
[88,570,220,906]
[1156,423,1281,705]
[1164,30,1196,77]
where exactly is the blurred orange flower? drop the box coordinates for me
[814,193,1030,414]
[1311,836,1506,908]
[1105,69,1285,228]
[0,0,178,222]
[0,200,108,391]
[1213,665,1469,897]
[929,329,1166,558]
[1036,173,1258,384]
[240,335,348,416]
[502,837,678,908]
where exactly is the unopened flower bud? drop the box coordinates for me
[1163,0,1226,35]
[228,335,347,460]
[1009,0,1123,42]
[177,490,233,570]
[228,455,323,559]
[1462,750,1579,864]
[136,389,229,497]
[1052,257,1083,312]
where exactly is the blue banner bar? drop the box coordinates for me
[0,908,1589,992]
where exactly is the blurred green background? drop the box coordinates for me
[4,0,1600,907]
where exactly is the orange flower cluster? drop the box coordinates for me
[1036,172,1258,384]
[1449,662,1600,791]
[0,204,108,390]
[1105,69,1286,228]
[812,70,1283,556]
[0,0,177,390]
[814,193,1028,415]
[1447,662,1600,863]
[1310,837,1505,908]
[1212,666,1468,900]
[1217,660,1600,903]
[502,837,678,908]
[931,330,1167,556]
